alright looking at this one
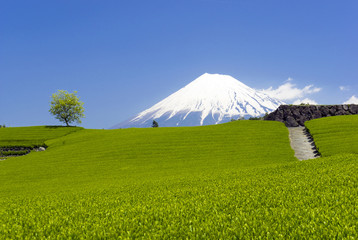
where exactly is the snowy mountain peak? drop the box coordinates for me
[186,73,249,90]
[112,73,284,128]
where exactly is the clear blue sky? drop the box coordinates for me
[1,0,357,129]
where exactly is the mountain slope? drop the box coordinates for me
[113,73,284,128]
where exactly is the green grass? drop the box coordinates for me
[0,121,296,195]
[0,154,357,238]
[0,119,357,238]
[305,115,358,156]
[0,126,83,147]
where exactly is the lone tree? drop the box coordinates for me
[49,90,85,126]
[152,120,159,128]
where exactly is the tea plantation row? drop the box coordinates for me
[0,154,356,239]
[305,115,358,156]
[0,121,296,196]
[0,126,83,148]
[0,116,357,238]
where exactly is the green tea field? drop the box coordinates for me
[305,115,358,156]
[0,126,83,148]
[0,118,357,239]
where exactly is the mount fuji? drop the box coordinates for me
[112,73,284,128]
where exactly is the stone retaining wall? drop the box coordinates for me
[264,104,358,127]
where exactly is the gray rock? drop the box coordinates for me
[336,110,347,116]
[286,116,299,127]
[283,109,292,119]
[329,107,336,115]
[274,116,283,122]
[264,104,358,127]
[38,147,46,151]
[297,116,306,126]
[301,107,312,116]
[320,106,330,116]
[292,108,301,118]
[309,105,318,112]
[277,110,284,119]
[349,105,358,114]
[312,111,322,119]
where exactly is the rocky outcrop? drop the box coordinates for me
[264,104,358,127]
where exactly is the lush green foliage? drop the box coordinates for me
[0,126,83,147]
[0,154,357,238]
[0,121,295,195]
[152,120,159,127]
[0,119,357,238]
[0,150,29,156]
[49,90,85,126]
[305,115,358,156]
[248,116,263,120]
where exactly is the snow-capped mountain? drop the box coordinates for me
[112,73,284,128]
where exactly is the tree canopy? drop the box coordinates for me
[152,120,159,128]
[49,90,85,126]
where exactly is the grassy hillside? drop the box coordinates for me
[0,119,357,238]
[305,115,358,156]
[0,126,83,147]
[0,121,295,195]
[0,154,357,238]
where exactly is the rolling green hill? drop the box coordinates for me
[0,126,83,147]
[0,118,357,239]
[1,153,357,239]
[0,121,296,195]
[305,115,358,156]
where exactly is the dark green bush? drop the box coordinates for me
[0,150,29,156]
[248,116,262,120]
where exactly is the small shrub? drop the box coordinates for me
[0,150,29,156]
[152,120,159,128]
[248,116,262,120]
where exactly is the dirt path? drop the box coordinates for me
[288,127,320,160]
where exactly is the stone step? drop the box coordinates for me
[288,126,320,160]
